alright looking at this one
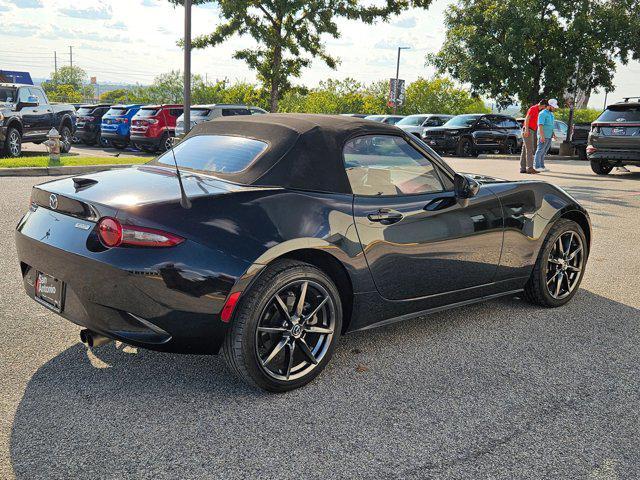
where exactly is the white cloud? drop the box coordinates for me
[9,0,42,8]
[58,5,112,20]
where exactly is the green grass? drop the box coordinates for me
[0,155,149,168]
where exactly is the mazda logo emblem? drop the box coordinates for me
[49,194,58,210]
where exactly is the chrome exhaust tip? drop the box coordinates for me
[80,329,112,348]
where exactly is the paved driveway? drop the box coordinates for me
[1,157,638,479]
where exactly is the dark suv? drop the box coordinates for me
[587,98,640,175]
[75,104,111,146]
[422,114,522,156]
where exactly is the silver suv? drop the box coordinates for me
[175,104,266,135]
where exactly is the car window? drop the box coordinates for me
[498,118,519,128]
[384,117,403,125]
[105,107,127,116]
[18,88,31,104]
[221,108,251,116]
[136,108,159,117]
[153,134,268,174]
[344,135,444,196]
[476,117,492,128]
[597,106,640,122]
[396,116,427,126]
[28,88,45,105]
[169,108,183,117]
[555,121,568,133]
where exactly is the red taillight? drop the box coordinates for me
[221,291,242,322]
[98,217,123,247]
[97,217,184,248]
[586,145,597,154]
[115,117,129,124]
[86,116,95,121]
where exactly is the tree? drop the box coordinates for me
[99,88,131,104]
[42,66,94,102]
[428,0,640,109]
[170,0,432,112]
[403,77,488,115]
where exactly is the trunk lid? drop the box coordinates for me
[31,165,255,220]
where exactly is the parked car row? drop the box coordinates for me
[73,102,267,153]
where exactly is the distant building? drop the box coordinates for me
[0,70,33,85]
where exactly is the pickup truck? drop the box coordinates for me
[0,83,76,158]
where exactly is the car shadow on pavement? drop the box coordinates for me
[9,290,640,479]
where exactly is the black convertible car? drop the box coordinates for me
[16,114,591,391]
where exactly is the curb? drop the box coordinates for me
[477,154,581,161]
[0,164,135,177]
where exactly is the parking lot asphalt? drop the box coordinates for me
[1,157,638,479]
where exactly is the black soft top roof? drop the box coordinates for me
[183,113,405,194]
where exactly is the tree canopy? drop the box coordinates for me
[428,0,640,109]
[42,66,94,103]
[170,0,432,111]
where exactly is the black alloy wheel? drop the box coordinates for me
[457,137,476,157]
[545,231,585,300]
[524,219,587,307]
[223,260,342,392]
[504,138,517,154]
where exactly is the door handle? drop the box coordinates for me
[367,208,403,224]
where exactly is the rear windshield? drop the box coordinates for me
[0,87,16,102]
[135,108,159,117]
[597,106,640,122]
[76,107,95,115]
[105,107,127,116]
[191,108,211,117]
[153,135,268,174]
[221,108,252,116]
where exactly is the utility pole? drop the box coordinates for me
[54,51,57,74]
[69,46,73,68]
[183,0,192,135]
[393,47,410,114]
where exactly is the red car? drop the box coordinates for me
[130,104,183,152]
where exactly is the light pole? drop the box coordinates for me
[393,46,410,114]
[183,0,192,135]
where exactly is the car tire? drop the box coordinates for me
[457,137,476,157]
[159,132,172,152]
[523,219,588,308]
[60,125,72,153]
[2,127,22,158]
[590,160,613,175]
[223,259,342,392]
[503,138,517,155]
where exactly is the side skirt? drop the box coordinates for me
[352,288,524,332]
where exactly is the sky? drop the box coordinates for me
[0,0,638,109]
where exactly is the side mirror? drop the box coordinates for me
[454,173,480,199]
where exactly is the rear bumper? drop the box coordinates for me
[101,131,129,144]
[14,207,249,354]
[130,134,161,149]
[588,148,640,164]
